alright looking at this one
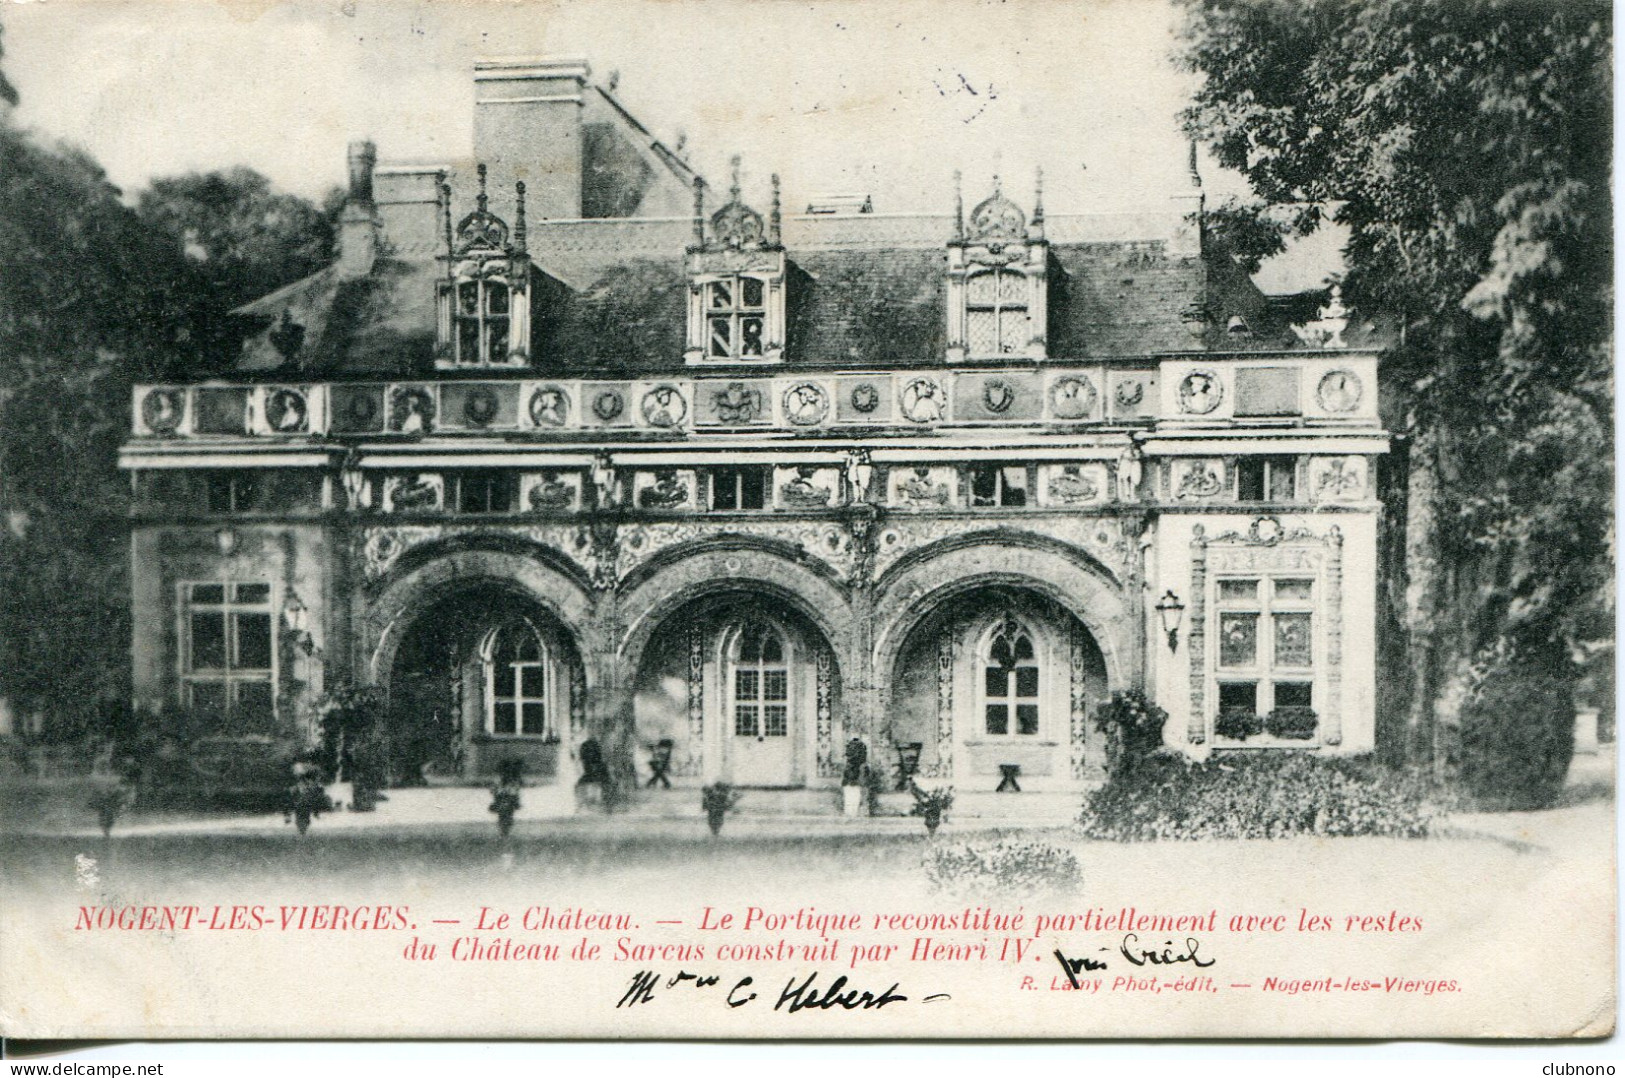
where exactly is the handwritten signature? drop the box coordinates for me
[618,969,943,1011]
[1053,935,1216,987]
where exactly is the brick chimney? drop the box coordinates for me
[337,140,378,278]
[474,57,590,220]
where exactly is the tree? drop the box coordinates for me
[1179,0,1612,786]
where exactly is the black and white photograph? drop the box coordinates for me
[0,0,1614,1050]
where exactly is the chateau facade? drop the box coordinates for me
[120,58,1388,811]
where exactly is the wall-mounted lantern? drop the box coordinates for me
[214,527,238,558]
[1154,589,1186,652]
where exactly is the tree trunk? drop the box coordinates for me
[1401,426,1444,774]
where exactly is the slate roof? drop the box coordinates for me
[232,210,1291,380]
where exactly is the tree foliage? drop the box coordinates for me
[1180,0,1612,770]
[0,57,335,735]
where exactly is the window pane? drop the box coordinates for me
[997,271,1026,304]
[708,280,732,309]
[191,681,228,717]
[1237,460,1266,501]
[493,702,517,735]
[1275,579,1314,601]
[708,317,732,357]
[741,469,766,509]
[488,476,514,513]
[487,320,509,362]
[191,613,227,670]
[458,319,480,363]
[736,669,759,701]
[735,706,758,737]
[190,584,225,604]
[458,281,479,314]
[1274,613,1313,667]
[235,681,274,726]
[997,309,1026,353]
[1012,633,1034,661]
[1218,682,1257,713]
[486,283,509,315]
[1001,467,1027,508]
[494,661,516,698]
[984,666,1007,698]
[763,670,787,701]
[740,317,764,356]
[1016,704,1039,735]
[1015,665,1039,697]
[760,633,783,664]
[985,705,1008,736]
[1218,579,1259,603]
[763,705,788,737]
[712,471,739,510]
[1269,459,1297,500]
[966,311,998,355]
[520,702,548,737]
[234,583,270,604]
[236,612,273,670]
[741,277,764,308]
[967,274,998,303]
[206,474,234,513]
[1275,682,1313,709]
[1218,613,1258,667]
[971,467,998,506]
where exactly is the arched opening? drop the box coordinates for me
[631,592,841,788]
[886,585,1108,789]
[387,582,583,784]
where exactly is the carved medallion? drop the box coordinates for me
[264,388,308,433]
[640,384,688,428]
[1046,465,1100,505]
[896,467,951,507]
[390,386,436,433]
[1178,370,1223,415]
[899,377,946,423]
[1049,376,1097,420]
[142,389,184,435]
[712,382,762,424]
[463,386,500,427]
[982,378,1016,414]
[341,389,378,427]
[592,389,625,422]
[1175,461,1224,500]
[637,470,691,509]
[527,475,576,511]
[779,466,833,508]
[782,382,830,426]
[1314,457,1366,501]
[1114,378,1145,408]
[849,383,881,414]
[1317,369,1363,413]
[529,386,570,428]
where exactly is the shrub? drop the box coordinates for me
[923,837,1082,898]
[1091,691,1168,774]
[1214,709,1263,741]
[1078,753,1438,841]
[1265,707,1318,740]
[1455,665,1576,811]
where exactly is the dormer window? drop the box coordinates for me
[946,171,1049,363]
[705,275,767,359]
[686,159,787,364]
[436,165,531,370]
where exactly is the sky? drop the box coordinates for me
[2,0,1338,290]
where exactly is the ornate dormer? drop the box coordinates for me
[945,169,1049,362]
[436,165,533,369]
[685,157,787,364]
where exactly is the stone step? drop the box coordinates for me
[621,786,846,818]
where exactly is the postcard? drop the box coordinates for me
[0,0,1613,1042]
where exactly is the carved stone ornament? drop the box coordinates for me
[1177,370,1223,415]
[1314,457,1366,501]
[592,389,625,422]
[782,382,830,427]
[710,200,767,252]
[616,521,853,582]
[390,386,436,433]
[142,388,184,435]
[1049,376,1097,420]
[386,473,442,513]
[895,467,953,508]
[849,383,881,414]
[1206,516,1323,548]
[1175,460,1224,500]
[528,386,570,428]
[712,382,763,424]
[967,189,1026,243]
[463,386,500,427]
[637,470,692,510]
[899,377,947,423]
[1316,369,1363,413]
[265,388,308,433]
[640,384,688,428]
[779,466,832,508]
[1046,464,1100,505]
[982,378,1016,414]
[526,474,577,511]
[1114,378,1145,408]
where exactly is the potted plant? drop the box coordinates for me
[88,779,135,838]
[489,757,524,837]
[840,738,868,817]
[285,755,330,835]
[909,783,954,834]
[1265,706,1319,740]
[1215,708,1264,741]
[1091,690,1169,775]
[701,782,742,835]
